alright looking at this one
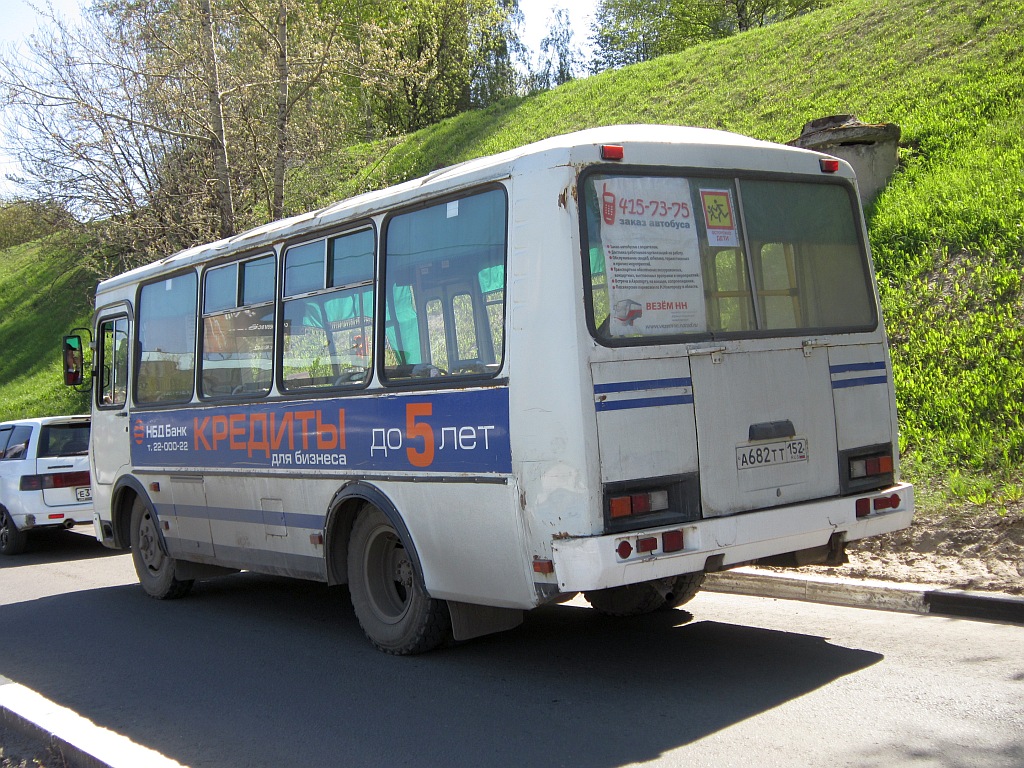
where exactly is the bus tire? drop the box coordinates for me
[130,496,193,600]
[0,507,28,556]
[661,572,705,609]
[347,505,451,655]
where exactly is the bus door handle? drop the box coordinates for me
[689,345,726,364]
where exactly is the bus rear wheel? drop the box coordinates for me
[585,573,705,617]
[347,506,451,654]
[130,496,193,600]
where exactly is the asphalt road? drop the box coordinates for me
[2,529,1023,768]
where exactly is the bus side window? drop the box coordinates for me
[137,273,198,404]
[281,229,374,390]
[200,255,275,399]
[383,189,506,382]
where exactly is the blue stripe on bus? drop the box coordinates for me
[595,395,694,412]
[829,361,887,374]
[831,375,889,389]
[171,504,323,530]
[594,377,692,395]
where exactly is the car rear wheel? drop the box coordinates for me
[130,496,193,599]
[0,507,28,556]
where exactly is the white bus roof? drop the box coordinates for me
[94,124,834,297]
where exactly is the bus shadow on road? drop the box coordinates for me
[0,573,883,768]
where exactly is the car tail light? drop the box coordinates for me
[45,471,91,489]
[20,471,90,491]
[20,475,43,491]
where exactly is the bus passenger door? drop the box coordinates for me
[92,315,132,491]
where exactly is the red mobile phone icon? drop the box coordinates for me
[602,184,616,225]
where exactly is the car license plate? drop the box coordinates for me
[76,487,92,501]
[736,438,808,470]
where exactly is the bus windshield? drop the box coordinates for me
[583,173,877,342]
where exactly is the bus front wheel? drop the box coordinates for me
[130,496,193,600]
[347,505,451,654]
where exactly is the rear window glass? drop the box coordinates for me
[38,423,90,457]
[582,172,876,343]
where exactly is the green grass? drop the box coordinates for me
[0,239,91,419]
[3,0,1024,510]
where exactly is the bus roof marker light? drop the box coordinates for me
[601,145,624,161]
[819,157,840,173]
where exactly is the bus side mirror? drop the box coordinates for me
[63,335,85,387]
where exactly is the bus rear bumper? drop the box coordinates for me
[551,482,914,593]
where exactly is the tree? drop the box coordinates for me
[356,0,521,134]
[0,0,353,268]
[532,7,580,91]
[590,0,826,71]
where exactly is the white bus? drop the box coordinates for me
[65,125,913,653]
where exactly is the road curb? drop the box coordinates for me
[705,568,1024,624]
[0,676,185,768]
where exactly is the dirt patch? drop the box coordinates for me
[788,507,1024,595]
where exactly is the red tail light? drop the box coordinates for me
[608,489,670,519]
[850,452,893,480]
[46,471,91,489]
[20,471,90,491]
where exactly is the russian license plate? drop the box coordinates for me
[736,438,808,470]
[76,487,92,501]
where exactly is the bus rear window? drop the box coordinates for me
[582,173,876,342]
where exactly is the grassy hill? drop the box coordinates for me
[2,0,1022,509]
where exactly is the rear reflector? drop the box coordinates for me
[616,540,633,559]
[532,559,555,575]
[48,513,65,520]
[662,530,684,553]
[636,537,658,553]
[874,494,901,511]
[855,498,871,518]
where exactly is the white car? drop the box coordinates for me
[0,415,93,555]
